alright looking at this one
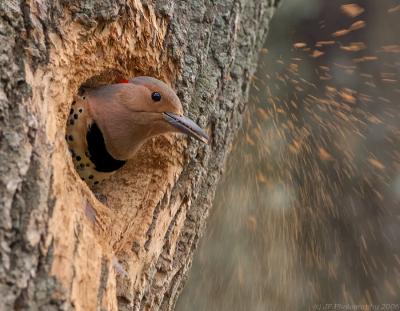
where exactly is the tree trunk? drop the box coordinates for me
[0,0,279,310]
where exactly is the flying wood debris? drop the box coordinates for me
[315,41,335,47]
[340,42,366,52]
[293,42,307,48]
[188,1,400,307]
[340,4,365,18]
[332,20,366,37]
[379,45,400,53]
[388,4,400,13]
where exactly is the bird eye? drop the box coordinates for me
[151,92,161,102]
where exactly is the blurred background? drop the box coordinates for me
[177,0,399,310]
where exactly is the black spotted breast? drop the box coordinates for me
[66,92,126,187]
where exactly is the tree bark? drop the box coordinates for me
[0,0,279,310]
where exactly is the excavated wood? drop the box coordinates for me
[0,0,279,310]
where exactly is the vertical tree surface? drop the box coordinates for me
[0,0,280,310]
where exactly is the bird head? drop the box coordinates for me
[86,76,209,161]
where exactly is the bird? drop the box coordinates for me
[66,76,209,187]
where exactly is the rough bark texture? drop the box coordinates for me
[0,0,279,310]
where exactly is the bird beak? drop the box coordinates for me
[163,112,209,144]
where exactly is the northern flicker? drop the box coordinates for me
[66,76,209,187]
